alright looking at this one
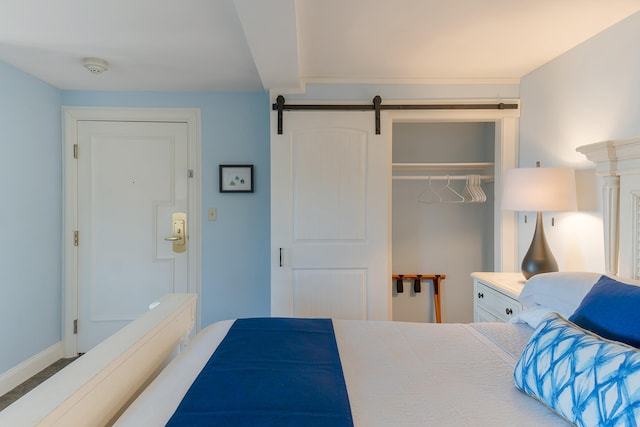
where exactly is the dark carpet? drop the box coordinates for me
[0,357,78,411]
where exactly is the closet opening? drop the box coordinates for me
[391,122,495,324]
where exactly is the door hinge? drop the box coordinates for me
[74,231,79,246]
[187,169,194,178]
[73,144,78,159]
[73,319,78,334]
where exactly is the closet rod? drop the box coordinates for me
[393,175,493,181]
[272,95,518,135]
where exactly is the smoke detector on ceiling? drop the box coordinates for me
[83,57,109,74]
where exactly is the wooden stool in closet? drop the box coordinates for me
[391,274,446,323]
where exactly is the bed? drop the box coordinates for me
[3,136,640,426]
[115,318,565,426]
[113,269,640,426]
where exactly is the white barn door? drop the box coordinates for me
[271,111,391,320]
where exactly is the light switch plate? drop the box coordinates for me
[208,208,217,221]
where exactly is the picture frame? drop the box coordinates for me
[219,164,254,193]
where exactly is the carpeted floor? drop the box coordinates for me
[0,358,78,411]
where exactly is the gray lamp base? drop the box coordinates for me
[521,211,558,279]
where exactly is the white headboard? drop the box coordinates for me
[577,136,640,280]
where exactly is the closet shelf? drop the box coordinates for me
[392,162,494,182]
[392,162,494,172]
[393,175,493,182]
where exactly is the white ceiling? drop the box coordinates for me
[0,0,638,92]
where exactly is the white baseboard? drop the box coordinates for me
[0,342,63,396]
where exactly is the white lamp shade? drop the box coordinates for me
[502,167,577,212]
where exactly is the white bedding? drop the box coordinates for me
[115,320,567,426]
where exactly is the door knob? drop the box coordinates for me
[165,213,187,253]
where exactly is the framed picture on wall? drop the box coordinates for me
[219,164,254,193]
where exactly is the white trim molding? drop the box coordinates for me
[300,76,522,86]
[0,342,63,397]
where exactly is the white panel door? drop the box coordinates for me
[76,121,189,352]
[271,111,391,320]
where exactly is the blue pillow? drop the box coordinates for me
[514,313,640,426]
[569,275,640,348]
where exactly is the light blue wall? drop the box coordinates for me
[519,11,640,272]
[61,91,271,328]
[0,71,270,373]
[0,62,62,372]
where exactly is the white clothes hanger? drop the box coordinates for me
[462,175,486,203]
[417,176,442,203]
[438,175,465,203]
[471,175,486,203]
[463,175,478,202]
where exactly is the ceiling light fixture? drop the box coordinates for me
[83,57,109,74]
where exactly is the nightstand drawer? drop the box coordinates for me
[474,305,502,323]
[474,281,522,322]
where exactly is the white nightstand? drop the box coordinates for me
[471,272,526,323]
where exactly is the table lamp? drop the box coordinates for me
[502,161,577,279]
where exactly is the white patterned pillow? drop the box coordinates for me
[514,313,640,426]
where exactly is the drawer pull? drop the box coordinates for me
[477,292,484,299]
[505,308,513,315]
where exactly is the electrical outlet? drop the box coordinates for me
[208,208,217,221]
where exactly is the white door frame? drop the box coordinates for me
[62,107,201,357]
[382,105,520,273]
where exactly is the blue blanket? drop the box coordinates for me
[166,318,354,427]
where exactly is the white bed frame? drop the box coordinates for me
[0,294,196,427]
[577,136,640,279]
[2,137,640,426]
